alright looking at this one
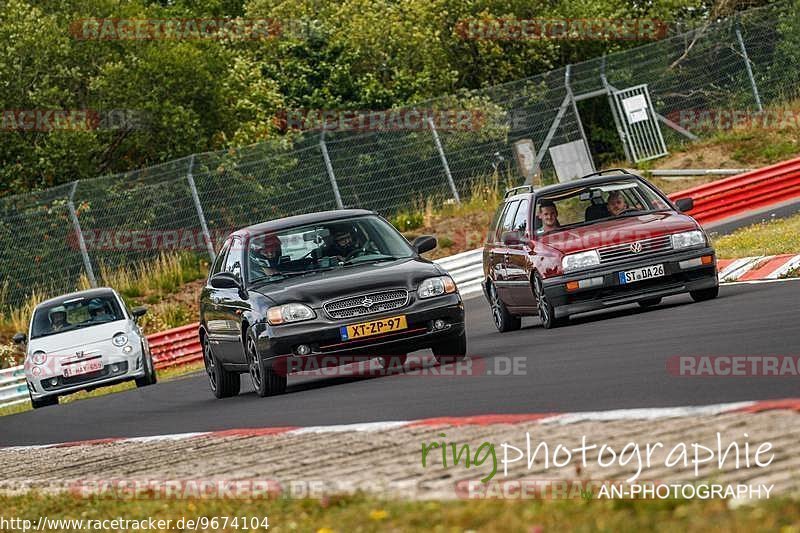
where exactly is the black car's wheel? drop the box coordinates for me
[204,336,240,399]
[432,331,467,365]
[487,282,521,333]
[135,344,158,388]
[534,275,567,329]
[30,394,58,409]
[690,284,719,302]
[638,297,662,308]
[248,334,286,397]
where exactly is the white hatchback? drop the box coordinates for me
[13,287,157,408]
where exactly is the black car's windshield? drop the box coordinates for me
[247,216,414,285]
[31,294,124,339]
[533,178,672,236]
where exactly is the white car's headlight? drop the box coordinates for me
[671,230,706,249]
[31,350,47,365]
[112,333,128,347]
[562,250,600,272]
[417,276,457,299]
[267,303,316,325]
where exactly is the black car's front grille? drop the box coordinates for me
[598,235,672,263]
[323,289,409,319]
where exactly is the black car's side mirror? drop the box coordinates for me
[501,231,523,246]
[12,332,26,344]
[675,197,694,213]
[413,235,437,254]
[131,306,147,318]
[210,271,242,289]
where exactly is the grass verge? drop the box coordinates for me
[712,212,800,260]
[0,493,797,532]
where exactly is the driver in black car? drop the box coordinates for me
[329,228,360,261]
[249,233,283,278]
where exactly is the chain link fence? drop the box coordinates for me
[1,2,798,310]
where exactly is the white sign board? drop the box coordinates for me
[549,140,594,183]
[513,139,539,183]
[622,94,649,124]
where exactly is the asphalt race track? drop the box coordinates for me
[2,280,799,446]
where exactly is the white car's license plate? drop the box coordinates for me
[618,264,665,284]
[63,359,103,378]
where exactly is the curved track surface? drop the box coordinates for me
[2,280,799,446]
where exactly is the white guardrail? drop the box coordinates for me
[434,247,485,299]
[0,248,487,410]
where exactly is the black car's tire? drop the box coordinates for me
[432,331,467,365]
[135,346,158,388]
[487,282,521,333]
[534,275,567,329]
[30,394,58,409]
[690,285,719,302]
[248,334,287,397]
[204,336,240,399]
[638,297,662,308]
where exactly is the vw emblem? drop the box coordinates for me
[629,242,643,254]
[361,297,374,308]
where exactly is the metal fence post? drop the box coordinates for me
[319,131,344,209]
[67,181,97,288]
[186,154,216,262]
[565,64,596,172]
[427,116,460,204]
[735,19,763,112]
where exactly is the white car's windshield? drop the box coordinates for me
[247,216,415,286]
[31,294,124,339]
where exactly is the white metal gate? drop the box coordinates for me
[611,84,668,163]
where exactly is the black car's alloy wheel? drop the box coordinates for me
[488,282,521,333]
[534,275,566,329]
[432,331,467,365]
[204,337,240,398]
[248,335,286,397]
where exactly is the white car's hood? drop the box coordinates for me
[27,320,130,355]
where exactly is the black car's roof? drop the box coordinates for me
[232,209,376,238]
[36,287,118,309]
[506,173,646,200]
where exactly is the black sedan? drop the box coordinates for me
[199,209,466,398]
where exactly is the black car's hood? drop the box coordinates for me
[250,257,444,307]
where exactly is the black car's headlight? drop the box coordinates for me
[417,276,457,299]
[671,230,706,249]
[267,303,316,325]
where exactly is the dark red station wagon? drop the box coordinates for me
[481,169,719,332]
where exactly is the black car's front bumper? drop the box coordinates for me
[543,246,718,318]
[254,293,465,372]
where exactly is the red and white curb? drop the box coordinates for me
[4,398,798,451]
[718,254,800,282]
